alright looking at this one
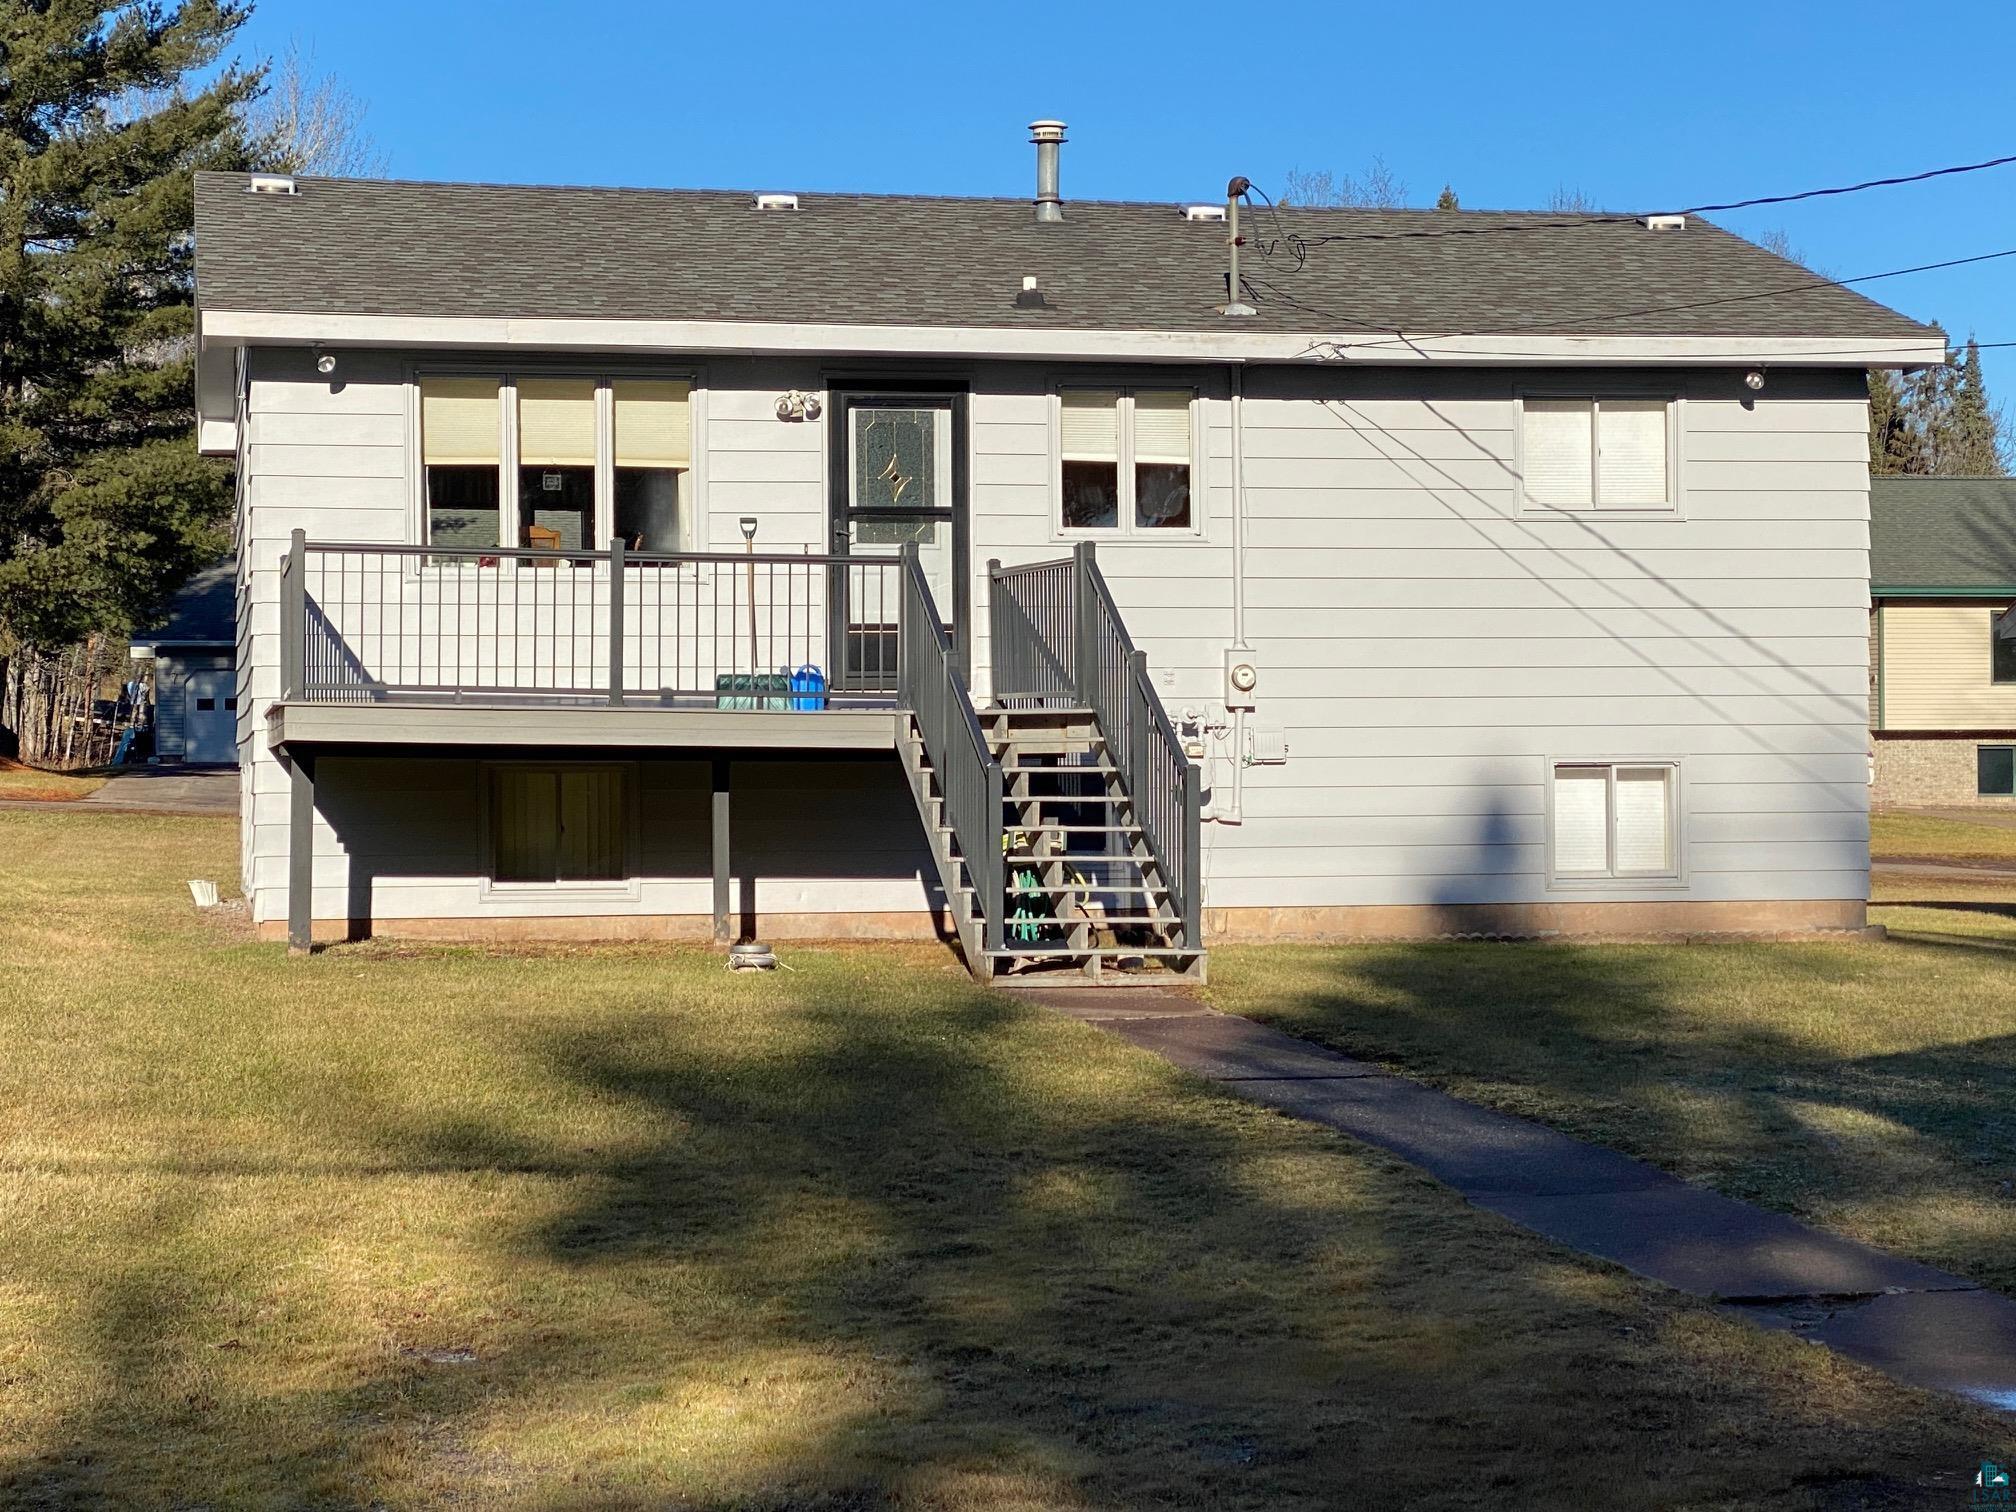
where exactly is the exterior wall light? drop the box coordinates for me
[1743,369,1766,391]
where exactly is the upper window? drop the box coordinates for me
[1521,395,1674,513]
[1551,762,1679,881]
[419,374,693,554]
[1059,387,1195,533]
[1992,612,2016,684]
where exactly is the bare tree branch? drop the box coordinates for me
[244,41,388,177]
[1280,157,1408,209]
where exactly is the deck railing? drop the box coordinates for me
[987,543,1203,950]
[280,531,902,707]
[898,545,1004,956]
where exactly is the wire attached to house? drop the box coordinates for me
[1238,149,2016,263]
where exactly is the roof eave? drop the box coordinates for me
[197,309,1947,369]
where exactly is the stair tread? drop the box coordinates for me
[985,946,1205,959]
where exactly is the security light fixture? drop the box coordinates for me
[1743,369,1766,391]
[314,347,336,376]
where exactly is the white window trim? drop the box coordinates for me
[1049,382,1207,541]
[408,361,704,557]
[1544,757,1687,890]
[1515,388,1683,519]
[477,759,643,901]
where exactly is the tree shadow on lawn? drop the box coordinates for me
[3,971,2007,1508]
[1229,936,2016,1296]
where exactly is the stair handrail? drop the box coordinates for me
[987,544,1202,953]
[898,546,1005,958]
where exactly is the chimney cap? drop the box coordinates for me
[1028,119,1067,142]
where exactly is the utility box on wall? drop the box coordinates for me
[1224,647,1259,711]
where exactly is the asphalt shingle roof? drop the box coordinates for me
[1871,477,2016,591]
[193,172,1936,343]
[134,556,235,647]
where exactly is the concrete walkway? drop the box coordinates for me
[1020,988,2016,1412]
[0,766,239,818]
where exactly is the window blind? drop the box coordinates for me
[1552,765,1609,873]
[1612,767,1672,873]
[516,378,598,467]
[556,769,624,880]
[1133,390,1193,464]
[1522,398,1594,506]
[493,767,624,882]
[1597,400,1668,507]
[614,379,692,468]
[494,768,560,882]
[421,376,501,466]
[1060,389,1120,461]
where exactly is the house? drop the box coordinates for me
[189,126,1943,977]
[129,554,239,765]
[1869,475,2016,806]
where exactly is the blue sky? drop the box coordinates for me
[237,0,2014,390]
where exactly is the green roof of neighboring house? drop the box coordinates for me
[1870,476,2016,594]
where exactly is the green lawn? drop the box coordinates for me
[1872,809,2016,864]
[1208,881,2016,1304]
[1,808,2010,1508]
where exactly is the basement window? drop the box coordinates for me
[1550,762,1680,881]
[1980,747,2016,797]
[1520,394,1676,514]
[1057,387,1196,534]
[489,766,626,884]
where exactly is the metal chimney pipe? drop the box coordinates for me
[1029,120,1066,223]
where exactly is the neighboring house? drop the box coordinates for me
[130,555,239,765]
[189,128,1942,976]
[1869,476,2016,807]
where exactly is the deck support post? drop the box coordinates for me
[711,756,732,944]
[288,750,314,953]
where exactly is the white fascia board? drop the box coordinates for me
[194,333,240,455]
[197,309,1947,369]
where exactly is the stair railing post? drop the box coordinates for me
[898,542,919,708]
[283,528,307,701]
[1125,649,1151,804]
[1072,539,1096,707]
[606,537,626,707]
[984,757,1005,954]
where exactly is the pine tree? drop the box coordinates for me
[1945,339,2007,476]
[1434,184,1459,211]
[0,2,258,652]
[1868,368,1910,476]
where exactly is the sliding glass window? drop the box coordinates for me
[613,379,691,554]
[516,378,597,551]
[420,376,503,548]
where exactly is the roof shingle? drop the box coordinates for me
[193,173,1937,343]
[1871,477,2016,591]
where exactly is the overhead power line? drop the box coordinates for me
[1240,149,2016,261]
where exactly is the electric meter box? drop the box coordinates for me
[1224,647,1259,710]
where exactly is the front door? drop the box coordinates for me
[828,388,968,687]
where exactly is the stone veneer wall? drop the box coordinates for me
[1872,734,2016,809]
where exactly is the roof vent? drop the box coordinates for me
[245,173,297,196]
[1181,204,1227,223]
[1643,213,1686,231]
[1014,275,1049,310]
[754,192,800,211]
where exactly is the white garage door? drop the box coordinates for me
[183,669,238,764]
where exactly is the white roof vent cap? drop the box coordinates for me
[754,192,800,211]
[1182,204,1227,223]
[1643,213,1686,231]
[245,172,297,196]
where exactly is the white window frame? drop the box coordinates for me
[477,759,642,900]
[1515,389,1682,518]
[1545,758,1686,888]
[1050,383,1205,541]
[409,363,702,557]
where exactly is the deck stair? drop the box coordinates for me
[894,543,1203,985]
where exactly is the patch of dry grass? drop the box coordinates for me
[0,758,105,801]
[1873,810,2016,863]
[1210,900,2016,1302]
[1,808,2009,1507]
